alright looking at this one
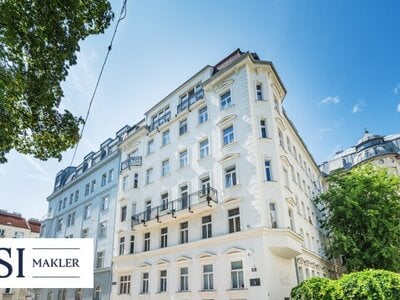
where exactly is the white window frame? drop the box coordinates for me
[222,125,235,146]
[198,106,208,124]
[220,90,232,110]
[199,138,210,159]
[228,207,241,233]
[230,260,244,289]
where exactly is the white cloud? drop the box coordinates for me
[319,96,340,105]
[397,103,400,113]
[394,83,400,95]
[352,100,366,113]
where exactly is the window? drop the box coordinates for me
[225,165,237,188]
[203,264,214,290]
[200,176,211,196]
[108,169,114,183]
[122,175,129,190]
[180,221,188,244]
[84,204,91,219]
[147,139,154,155]
[145,201,151,221]
[67,212,75,227]
[81,228,89,238]
[141,272,149,294]
[260,119,267,138]
[160,227,168,248]
[91,179,96,193]
[301,202,306,217]
[278,129,284,148]
[58,200,62,211]
[286,137,292,153]
[101,173,107,186]
[162,130,170,146]
[298,266,304,282]
[121,206,127,222]
[291,166,296,182]
[256,83,263,100]
[228,208,241,233]
[0,229,5,237]
[179,119,188,136]
[96,251,104,268]
[297,173,301,187]
[119,237,125,255]
[202,215,212,239]
[264,160,273,181]
[75,289,82,300]
[231,261,244,289]
[129,235,135,254]
[47,290,53,300]
[56,218,63,231]
[94,286,101,300]
[269,203,277,228]
[99,222,107,238]
[223,125,234,145]
[199,139,209,158]
[119,275,131,295]
[180,185,188,209]
[69,193,73,205]
[74,190,79,202]
[161,193,169,211]
[159,270,167,292]
[143,232,150,251]
[145,168,154,185]
[198,106,208,124]
[179,150,188,168]
[133,173,139,188]
[283,168,289,188]
[161,160,170,177]
[85,183,90,196]
[220,90,232,109]
[288,208,295,231]
[274,96,279,111]
[62,198,66,209]
[101,195,109,211]
[180,267,189,292]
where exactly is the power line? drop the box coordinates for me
[69,0,128,166]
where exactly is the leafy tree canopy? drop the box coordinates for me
[316,164,400,272]
[0,0,114,163]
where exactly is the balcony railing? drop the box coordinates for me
[149,112,172,132]
[121,156,143,171]
[131,187,217,228]
[177,89,204,114]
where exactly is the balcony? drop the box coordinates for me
[131,187,217,228]
[121,156,143,171]
[177,89,204,114]
[149,112,172,132]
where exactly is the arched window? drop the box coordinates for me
[47,290,53,300]
[94,285,101,300]
[75,288,82,300]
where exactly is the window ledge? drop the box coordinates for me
[221,103,235,112]
[178,132,189,138]
[197,155,212,162]
[196,120,209,128]
[222,141,238,150]
[176,290,192,294]
[160,143,171,149]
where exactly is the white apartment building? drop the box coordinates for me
[38,126,130,300]
[112,49,336,300]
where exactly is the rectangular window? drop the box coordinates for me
[58,200,62,211]
[119,237,125,255]
[67,212,75,227]
[180,267,189,292]
[220,90,232,110]
[133,173,139,188]
[160,227,168,248]
[199,139,209,158]
[289,208,295,231]
[278,129,284,148]
[121,206,127,222]
[129,235,135,254]
[56,218,63,231]
[85,183,90,196]
[84,204,91,219]
[122,175,129,190]
[180,221,188,244]
[162,130,170,146]
[179,119,188,136]
[286,137,292,153]
[69,193,73,205]
[225,165,237,188]
[291,166,296,182]
[298,266,304,282]
[260,119,267,138]
[142,272,149,294]
[161,193,169,211]
[74,190,79,202]
[81,228,89,238]
[145,168,153,185]
[62,197,66,208]
[256,83,263,100]
[264,160,273,181]
[202,215,212,239]
[200,176,211,196]
[228,207,241,233]
[269,203,277,228]
[179,150,188,168]
[91,179,96,193]
[159,270,167,292]
[198,106,208,124]
[96,251,104,268]
[231,261,244,289]
[180,185,189,209]
[203,264,214,290]
[119,275,131,295]
[143,232,150,252]
[283,168,289,188]
[145,201,151,221]
[99,221,107,237]
[108,168,114,182]
[101,173,107,186]
[147,139,154,155]
[161,160,170,177]
[101,195,109,211]
[223,125,234,146]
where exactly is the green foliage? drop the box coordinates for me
[316,164,400,272]
[291,269,400,300]
[0,0,114,163]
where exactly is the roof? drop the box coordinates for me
[0,211,30,230]
[28,220,41,233]
[356,130,382,146]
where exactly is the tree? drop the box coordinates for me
[316,164,400,272]
[0,0,114,163]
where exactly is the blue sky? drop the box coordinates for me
[1,0,399,219]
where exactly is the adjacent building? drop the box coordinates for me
[37,126,130,300]
[0,210,40,300]
[112,49,336,300]
[319,130,400,175]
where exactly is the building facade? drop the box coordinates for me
[112,49,336,300]
[0,210,40,300]
[319,130,400,175]
[37,126,130,300]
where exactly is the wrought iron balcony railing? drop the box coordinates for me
[131,187,217,228]
[177,89,204,114]
[149,112,172,132]
[121,156,143,171]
